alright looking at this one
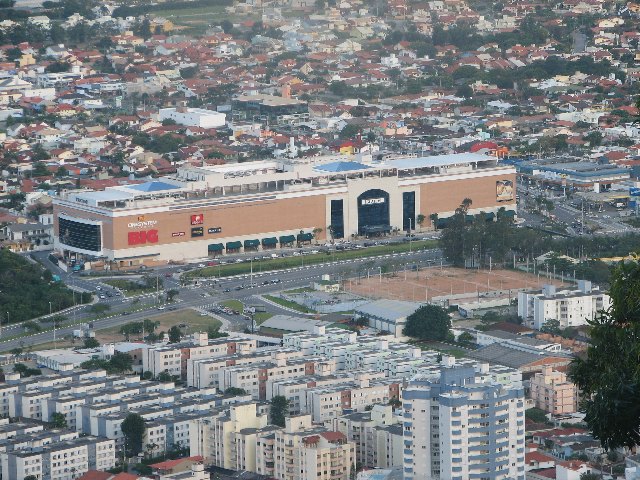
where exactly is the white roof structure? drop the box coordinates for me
[381,152,491,170]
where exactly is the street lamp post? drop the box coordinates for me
[378,266,382,283]
[408,217,413,253]
[50,302,56,349]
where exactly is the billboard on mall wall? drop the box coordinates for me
[496,180,514,202]
[191,214,204,225]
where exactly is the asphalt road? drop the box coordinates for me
[3,246,444,352]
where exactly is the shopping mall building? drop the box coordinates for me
[53,153,516,268]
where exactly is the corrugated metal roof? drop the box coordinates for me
[354,299,422,322]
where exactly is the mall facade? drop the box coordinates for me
[53,153,516,268]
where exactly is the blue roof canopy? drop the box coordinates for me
[127,181,181,192]
[314,161,371,173]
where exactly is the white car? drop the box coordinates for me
[198,263,206,268]
[157,306,165,310]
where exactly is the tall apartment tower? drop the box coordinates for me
[402,359,526,480]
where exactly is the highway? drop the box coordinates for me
[1,245,444,352]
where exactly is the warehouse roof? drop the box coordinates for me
[354,299,422,322]
[260,315,330,332]
[466,344,571,369]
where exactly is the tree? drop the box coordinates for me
[83,337,100,348]
[108,352,132,373]
[570,259,640,449]
[457,331,475,347]
[525,407,549,424]
[579,474,600,480]
[429,213,438,230]
[166,289,179,302]
[50,412,68,429]
[541,318,561,335]
[403,305,452,341]
[157,371,172,382]
[168,325,181,343]
[270,395,290,427]
[456,84,473,98]
[220,19,233,33]
[142,371,153,380]
[225,387,247,395]
[416,214,425,230]
[312,227,323,243]
[339,124,361,139]
[121,413,145,456]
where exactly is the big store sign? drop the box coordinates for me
[128,230,159,245]
[127,215,159,245]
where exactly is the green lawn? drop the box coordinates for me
[329,322,357,331]
[283,287,315,294]
[253,312,273,325]
[186,240,438,279]
[263,295,314,313]
[96,309,221,341]
[154,4,260,34]
[220,300,244,311]
[103,279,157,297]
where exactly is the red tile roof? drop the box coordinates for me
[151,455,203,471]
[77,472,112,480]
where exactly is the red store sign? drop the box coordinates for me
[128,230,159,245]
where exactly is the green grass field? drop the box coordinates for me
[253,312,273,325]
[263,295,314,313]
[186,240,438,279]
[220,299,244,311]
[103,279,156,297]
[154,4,259,34]
[96,309,221,342]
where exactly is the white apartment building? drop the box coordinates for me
[1,435,115,480]
[518,281,611,330]
[143,334,257,379]
[191,402,270,471]
[334,405,403,469]
[187,348,304,389]
[305,377,402,424]
[219,354,336,400]
[158,107,226,128]
[403,359,526,480]
[267,371,387,416]
[256,415,355,480]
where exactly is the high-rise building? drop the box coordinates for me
[402,359,525,480]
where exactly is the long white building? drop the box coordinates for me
[402,359,525,480]
[158,106,226,128]
[517,280,611,330]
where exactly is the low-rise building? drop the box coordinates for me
[530,366,579,414]
[518,281,611,330]
[158,107,226,128]
[0,434,116,480]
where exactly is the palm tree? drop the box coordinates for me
[416,214,425,231]
[429,213,439,230]
[312,227,323,244]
